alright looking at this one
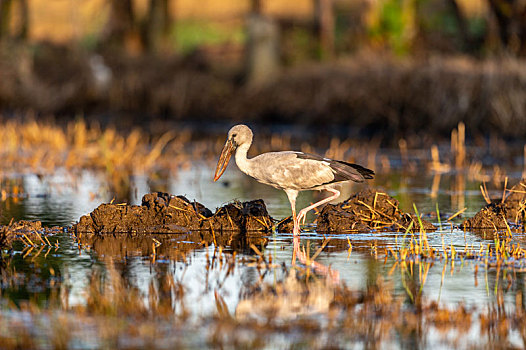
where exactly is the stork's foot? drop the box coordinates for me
[297,210,308,226]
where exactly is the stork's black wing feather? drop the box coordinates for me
[295,152,375,184]
[332,160,375,180]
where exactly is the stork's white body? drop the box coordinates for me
[214,125,374,235]
[237,149,337,191]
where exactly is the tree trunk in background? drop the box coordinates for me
[245,1,280,85]
[488,0,511,49]
[0,0,29,41]
[143,0,173,53]
[251,0,262,13]
[487,0,526,56]
[520,8,526,55]
[446,0,473,52]
[314,0,334,59]
[17,0,28,40]
[103,0,139,52]
[0,0,13,40]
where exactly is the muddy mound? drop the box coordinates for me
[500,180,526,223]
[312,189,435,233]
[210,200,273,232]
[461,180,526,230]
[74,192,273,235]
[276,217,295,233]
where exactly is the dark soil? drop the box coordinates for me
[2,42,526,139]
[276,217,295,233]
[305,189,436,233]
[74,192,274,235]
[461,180,526,230]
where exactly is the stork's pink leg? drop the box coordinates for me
[291,204,300,236]
[285,190,301,235]
[296,188,340,227]
[288,189,341,282]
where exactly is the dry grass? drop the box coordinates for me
[0,118,201,194]
[0,117,510,177]
[0,116,522,229]
[0,118,181,172]
[0,117,376,198]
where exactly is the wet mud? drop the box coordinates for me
[311,189,435,233]
[0,220,61,246]
[461,180,526,231]
[276,217,295,233]
[74,192,273,235]
[14,180,526,249]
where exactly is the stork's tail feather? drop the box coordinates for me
[347,163,375,179]
[335,161,375,180]
[294,151,375,184]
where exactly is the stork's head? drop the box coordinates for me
[214,125,253,181]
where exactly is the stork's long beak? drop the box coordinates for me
[214,138,235,181]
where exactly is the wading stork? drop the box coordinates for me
[213,124,374,235]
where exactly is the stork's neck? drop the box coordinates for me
[234,142,252,175]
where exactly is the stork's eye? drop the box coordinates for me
[232,133,237,138]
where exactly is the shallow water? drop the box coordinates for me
[1,159,526,348]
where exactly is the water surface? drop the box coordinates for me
[1,159,525,348]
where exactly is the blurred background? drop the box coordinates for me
[2,5,526,349]
[0,0,525,139]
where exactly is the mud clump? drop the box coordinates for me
[313,189,435,233]
[500,180,526,223]
[9,220,43,232]
[74,192,273,235]
[209,200,273,232]
[461,180,526,230]
[276,217,295,233]
[460,203,508,230]
[76,193,209,234]
[0,220,62,247]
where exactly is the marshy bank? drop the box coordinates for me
[2,111,526,349]
[1,43,526,139]
[74,192,273,235]
[3,1,526,346]
[3,146,526,348]
[5,175,526,249]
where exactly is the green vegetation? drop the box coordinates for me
[368,0,415,55]
[174,20,244,53]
